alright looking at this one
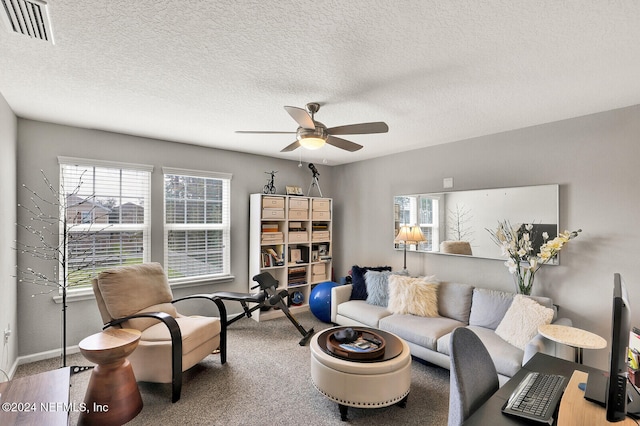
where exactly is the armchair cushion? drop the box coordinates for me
[96,262,174,320]
[142,315,220,354]
[124,303,179,331]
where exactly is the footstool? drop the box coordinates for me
[310,326,411,421]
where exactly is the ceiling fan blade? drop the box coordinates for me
[280,140,301,152]
[327,122,389,135]
[326,136,363,152]
[284,106,315,129]
[236,130,296,134]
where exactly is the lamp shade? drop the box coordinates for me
[395,225,426,245]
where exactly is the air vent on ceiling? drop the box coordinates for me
[0,0,54,44]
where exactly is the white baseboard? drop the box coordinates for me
[15,345,81,368]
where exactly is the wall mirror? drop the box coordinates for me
[393,184,559,262]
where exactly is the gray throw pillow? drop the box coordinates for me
[365,269,408,307]
[468,288,515,330]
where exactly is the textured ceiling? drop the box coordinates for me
[1,1,639,165]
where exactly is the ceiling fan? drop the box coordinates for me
[236,102,389,152]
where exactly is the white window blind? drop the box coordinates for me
[59,157,152,288]
[163,168,231,282]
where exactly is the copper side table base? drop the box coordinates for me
[78,329,143,426]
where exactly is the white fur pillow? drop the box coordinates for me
[495,294,554,350]
[388,275,439,317]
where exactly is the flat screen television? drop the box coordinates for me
[585,273,640,422]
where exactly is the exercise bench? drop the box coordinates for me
[213,272,315,346]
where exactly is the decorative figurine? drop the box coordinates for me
[263,170,277,194]
[308,163,322,197]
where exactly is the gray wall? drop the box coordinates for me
[12,104,640,370]
[332,104,640,369]
[0,93,17,375]
[16,120,334,358]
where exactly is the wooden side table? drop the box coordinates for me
[538,324,606,364]
[78,328,143,426]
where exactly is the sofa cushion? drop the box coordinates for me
[350,265,392,300]
[495,295,554,350]
[380,314,464,350]
[468,288,514,330]
[365,269,409,307]
[437,282,474,324]
[388,275,439,317]
[437,326,524,378]
[336,300,392,327]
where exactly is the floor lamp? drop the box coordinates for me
[394,225,427,270]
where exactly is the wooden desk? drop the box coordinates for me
[463,353,616,425]
[558,370,635,425]
[0,367,71,426]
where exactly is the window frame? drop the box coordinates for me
[58,156,153,293]
[163,167,232,285]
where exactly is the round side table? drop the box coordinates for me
[538,324,606,364]
[78,328,143,426]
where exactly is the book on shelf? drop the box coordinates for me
[288,266,306,274]
[261,248,284,267]
[288,222,307,232]
[262,223,280,232]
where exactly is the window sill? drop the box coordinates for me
[169,275,235,289]
[52,275,236,303]
[53,288,96,304]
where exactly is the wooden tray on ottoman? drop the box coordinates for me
[326,328,386,360]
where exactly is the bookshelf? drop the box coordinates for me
[249,193,333,321]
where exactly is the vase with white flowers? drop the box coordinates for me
[487,220,582,295]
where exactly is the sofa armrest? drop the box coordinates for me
[331,284,353,324]
[523,317,574,364]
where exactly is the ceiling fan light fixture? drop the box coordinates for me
[297,125,327,150]
[298,136,326,150]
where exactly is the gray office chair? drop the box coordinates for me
[448,327,499,426]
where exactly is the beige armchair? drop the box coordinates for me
[91,262,227,402]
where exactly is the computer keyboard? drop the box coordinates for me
[502,371,568,424]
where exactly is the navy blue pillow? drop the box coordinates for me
[350,265,392,300]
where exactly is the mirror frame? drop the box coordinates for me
[393,184,559,263]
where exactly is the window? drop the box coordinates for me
[59,157,152,289]
[396,195,439,251]
[163,168,231,283]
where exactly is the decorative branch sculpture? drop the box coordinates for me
[16,170,110,368]
[447,203,474,242]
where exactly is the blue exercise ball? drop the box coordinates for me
[310,281,339,323]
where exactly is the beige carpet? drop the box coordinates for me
[14,312,450,425]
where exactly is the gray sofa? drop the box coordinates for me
[331,281,574,385]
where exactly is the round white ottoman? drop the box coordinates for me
[310,327,411,421]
